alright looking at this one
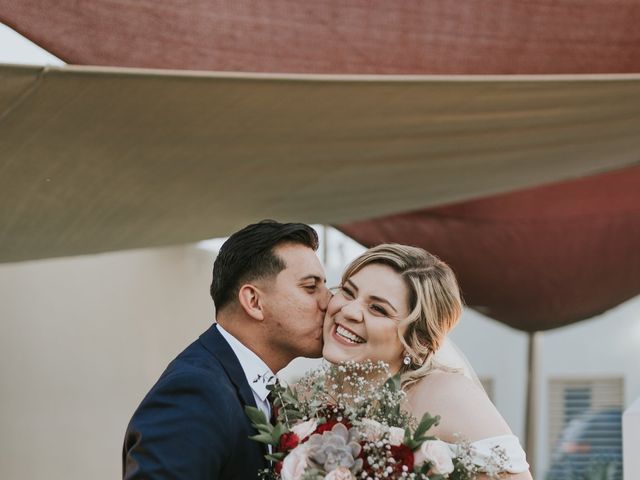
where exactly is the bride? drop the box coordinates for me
[322,243,532,479]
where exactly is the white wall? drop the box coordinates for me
[536,296,640,474]
[0,245,215,480]
[449,310,530,440]
[449,295,640,476]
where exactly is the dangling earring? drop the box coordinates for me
[403,353,411,366]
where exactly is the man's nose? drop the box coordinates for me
[318,285,331,311]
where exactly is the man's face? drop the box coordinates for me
[260,243,330,362]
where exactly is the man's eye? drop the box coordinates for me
[304,285,317,292]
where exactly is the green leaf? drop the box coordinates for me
[383,372,402,392]
[245,406,269,426]
[413,412,440,439]
[249,432,277,445]
[271,422,286,443]
[284,409,304,421]
[266,452,285,462]
[256,423,274,435]
[404,438,421,450]
[282,391,298,405]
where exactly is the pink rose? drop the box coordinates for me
[281,444,309,480]
[414,440,455,475]
[388,426,405,446]
[324,467,355,480]
[291,419,318,440]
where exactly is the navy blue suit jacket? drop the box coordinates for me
[123,324,268,479]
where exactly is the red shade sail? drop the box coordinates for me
[2,0,640,74]
[338,166,640,332]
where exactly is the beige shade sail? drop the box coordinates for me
[1,64,640,263]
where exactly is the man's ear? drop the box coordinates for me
[237,284,265,321]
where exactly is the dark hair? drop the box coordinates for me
[210,220,319,311]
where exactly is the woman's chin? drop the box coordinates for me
[322,342,358,364]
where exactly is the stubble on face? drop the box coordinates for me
[262,243,328,362]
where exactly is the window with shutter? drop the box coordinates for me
[547,377,624,480]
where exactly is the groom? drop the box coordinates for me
[122,220,330,479]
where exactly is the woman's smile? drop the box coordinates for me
[331,323,366,345]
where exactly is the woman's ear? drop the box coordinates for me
[237,284,265,321]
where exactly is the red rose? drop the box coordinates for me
[314,418,338,434]
[390,444,415,473]
[278,432,300,452]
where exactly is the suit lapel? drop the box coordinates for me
[198,324,258,409]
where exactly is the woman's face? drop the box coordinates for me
[322,263,410,373]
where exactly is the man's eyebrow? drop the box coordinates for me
[300,275,326,283]
[345,279,398,314]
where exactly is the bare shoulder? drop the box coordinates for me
[404,370,512,443]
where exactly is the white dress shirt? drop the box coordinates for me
[216,323,275,421]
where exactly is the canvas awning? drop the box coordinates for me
[2,64,639,264]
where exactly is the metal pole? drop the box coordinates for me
[322,225,329,266]
[524,331,539,478]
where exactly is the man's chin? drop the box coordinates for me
[294,338,323,360]
[307,341,324,359]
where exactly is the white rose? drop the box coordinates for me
[281,444,309,480]
[359,418,385,441]
[290,419,318,440]
[388,426,405,446]
[414,440,455,475]
[324,466,355,480]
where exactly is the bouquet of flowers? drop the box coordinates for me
[246,361,508,480]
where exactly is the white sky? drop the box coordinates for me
[0,23,64,65]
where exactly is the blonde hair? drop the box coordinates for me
[341,244,463,388]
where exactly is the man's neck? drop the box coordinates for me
[216,314,288,373]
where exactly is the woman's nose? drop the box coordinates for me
[341,299,364,322]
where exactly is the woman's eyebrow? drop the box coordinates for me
[345,279,358,291]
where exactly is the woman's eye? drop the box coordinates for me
[370,304,388,316]
[340,286,354,299]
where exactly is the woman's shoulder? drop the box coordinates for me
[407,369,487,404]
[405,370,512,443]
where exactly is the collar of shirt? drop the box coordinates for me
[216,323,275,404]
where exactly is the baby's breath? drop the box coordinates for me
[283,360,413,430]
